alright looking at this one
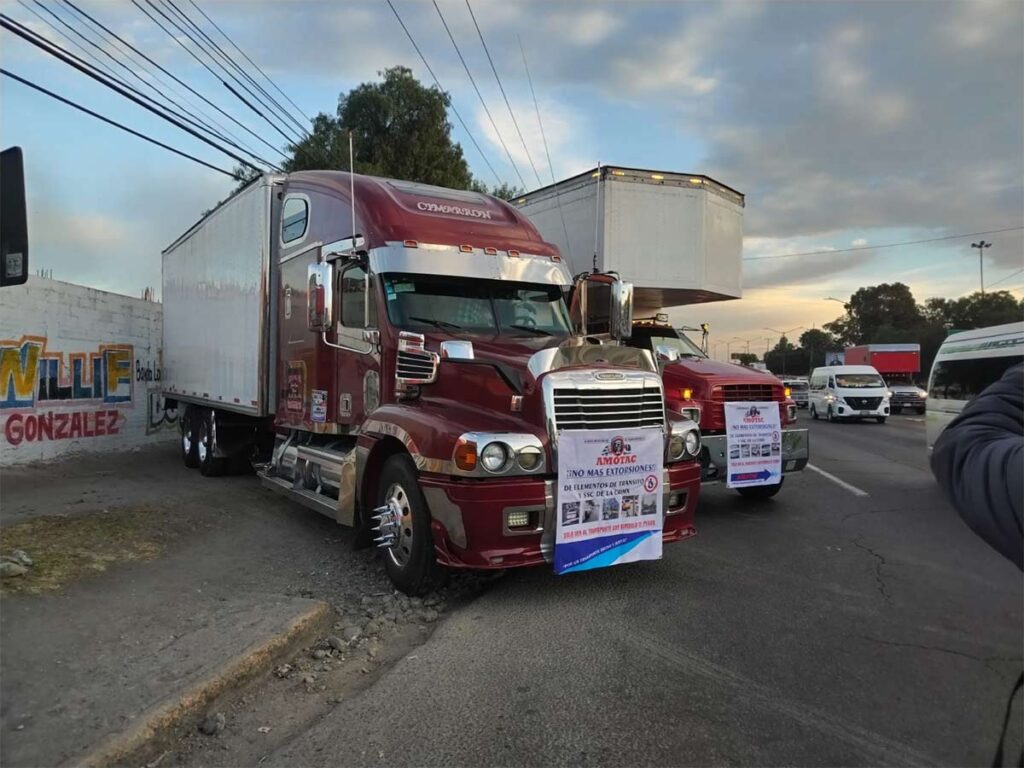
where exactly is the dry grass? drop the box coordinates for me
[0,507,172,595]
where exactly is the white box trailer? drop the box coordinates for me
[161,175,281,417]
[514,166,744,314]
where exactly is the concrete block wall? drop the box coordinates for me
[0,277,176,465]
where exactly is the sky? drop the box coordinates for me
[1,0,1022,360]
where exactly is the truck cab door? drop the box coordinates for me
[333,261,380,426]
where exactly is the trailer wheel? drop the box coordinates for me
[197,410,228,477]
[737,477,784,500]
[180,407,199,469]
[376,454,446,596]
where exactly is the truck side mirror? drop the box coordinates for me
[1,147,29,287]
[306,261,333,332]
[655,344,679,364]
[570,272,633,341]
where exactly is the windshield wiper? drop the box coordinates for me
[408,316,463,331]
[508,324,552,336]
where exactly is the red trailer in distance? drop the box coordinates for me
[844,344,927,414]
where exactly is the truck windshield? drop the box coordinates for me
[382,273,571,336]
[629,329,705,359]
[835,374,885,388]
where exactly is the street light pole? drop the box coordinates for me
[764,326,805,377]
[971,240,991,294]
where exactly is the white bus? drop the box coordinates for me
[926,321,1024,450]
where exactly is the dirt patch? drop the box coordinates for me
[0,507,181,595]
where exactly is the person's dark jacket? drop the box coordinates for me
[931,363,1023,570]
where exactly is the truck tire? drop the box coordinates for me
[197,410,228,477]
[810,403,819,420]
[891,406,902,415]
[916,407,926,415]
[737,477,784,500]
[876,417,887,424]
[377,454,446,595]
[181,407,199,469]
[827,405,837,423]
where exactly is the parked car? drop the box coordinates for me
[781,377,809,409]
[808,365,891,423]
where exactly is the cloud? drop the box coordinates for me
[547,8,620,46]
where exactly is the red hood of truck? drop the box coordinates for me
[663,358,780,385]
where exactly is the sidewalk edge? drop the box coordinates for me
[74,599,333,768]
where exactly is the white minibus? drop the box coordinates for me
[808,365,891,423]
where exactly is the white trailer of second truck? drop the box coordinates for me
[513,166,744,315]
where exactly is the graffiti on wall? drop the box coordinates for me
[1,335,133,447]
[146,389,179,434]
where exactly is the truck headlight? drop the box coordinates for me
[516,446,543,471]
[668,433,686,461]
[683,429,700,458]
[480,442,510,472]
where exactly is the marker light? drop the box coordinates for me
[784,386,792,398]
[454,439,477,471]
[681,388,693,400]
[651,174,664,180]
[612,170,625,176]
[481,442,510,472]
[403,239,418,248]
[484,247,497,255]
[507,249,521,257]
[459,244,474,253]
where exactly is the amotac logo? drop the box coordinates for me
[596,435,637,466]
[743,405,765,424]
[416,201,493,220]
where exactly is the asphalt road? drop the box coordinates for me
[272,413,1022,767]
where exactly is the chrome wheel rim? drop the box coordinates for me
[182,425,193,456]
[383,482,414,568]
[198,422,209,463]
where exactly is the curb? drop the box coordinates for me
[73,599,334,768]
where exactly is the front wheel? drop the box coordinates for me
[891,406,902,415]
[376,454,446,595]
[827,405,837,423]
[876,417,887,424]
[916,407,926,415]
[810,403,819,420]
[737,478,784,500]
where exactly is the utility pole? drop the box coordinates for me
[765,326,805,377]
[971,240,991,294]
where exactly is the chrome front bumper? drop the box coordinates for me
[699,429,809,483]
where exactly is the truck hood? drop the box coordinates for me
[662,357,780,385]
[889,384,926,394]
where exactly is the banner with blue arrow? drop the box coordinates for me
[723,401,782,488]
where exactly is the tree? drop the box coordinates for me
[823,282,924,345]
[798,328,835,370]
[923,291,1023,331]
[765,336,810,376]
[733,352,759,366]
[285,66,475,190]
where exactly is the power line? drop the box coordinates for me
[188,0,312,125]
[133,0,298,148]
[159,0,309,140]
[0,13,262,172]
[431,0,525,188]
[519,35,570,253]
[986,267,1024,289]
[1,68,239,179]
[743,226,1024,262]
[21,0,268,167]
[385,0,502,186]
[61,0,287,163]
[465,0,541,188]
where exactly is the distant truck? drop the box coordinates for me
[516,168,807,499]
[845,344,926,414]
[161,172,703,594]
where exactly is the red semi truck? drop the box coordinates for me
[161,172,703,593]
[844,344,926,414]
[515,168,808,499]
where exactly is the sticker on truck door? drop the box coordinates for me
[723,402,781,488]
[311,389,327,422]
[554,428,663,574]
[286,361,305,413]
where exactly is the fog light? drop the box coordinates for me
[506,509,530,528]
[668,492,681,508]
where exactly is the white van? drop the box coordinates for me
[808,365,891,423]
[926,321,1024,450]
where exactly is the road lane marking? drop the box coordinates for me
[806,463,870,497]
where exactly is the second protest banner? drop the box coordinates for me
[554,427,663,575]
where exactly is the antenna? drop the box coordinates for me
[349,131,356,246]
[593,162,601,273]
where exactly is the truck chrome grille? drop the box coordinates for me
[716,384,776,402]
[552,386,665,431]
